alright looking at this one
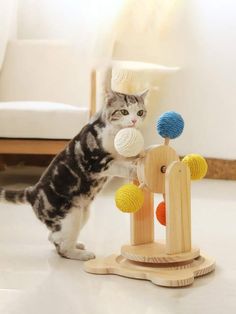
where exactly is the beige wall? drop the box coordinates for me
[112,0,236,159]
[0,0,18,70]
[17,0,236,159]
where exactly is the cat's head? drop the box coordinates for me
[104,89,148,129]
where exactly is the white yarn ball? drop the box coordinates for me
[114,128,144,157]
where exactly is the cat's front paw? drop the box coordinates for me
[128,162,138,180]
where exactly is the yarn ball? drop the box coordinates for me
[157,111,184,139]
[155,201,166,226]
[114,128,144,157]
[115,183,144,213]
[182,154,208,180]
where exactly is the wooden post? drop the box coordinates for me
[130,183,154,245]
[90,69,97,117]
[165,161,191,254]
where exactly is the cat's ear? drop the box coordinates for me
[110,89,125,99]
[105,89,123,106]
[104,89,115,107]
[137,89,149,99]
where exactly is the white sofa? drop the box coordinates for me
[0,40,95,155]
[0,39,178,159]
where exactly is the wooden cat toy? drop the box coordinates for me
[84,111,215,287]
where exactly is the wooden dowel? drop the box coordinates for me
[164,138,170,146]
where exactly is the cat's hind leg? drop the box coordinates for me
[49,207,95,261]
[75,205,90,250]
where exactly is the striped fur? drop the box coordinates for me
[0,90,148,260]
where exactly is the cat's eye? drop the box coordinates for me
[120,109,129,116]
[137,110,144,117]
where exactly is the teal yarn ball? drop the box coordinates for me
[157,111,184,139]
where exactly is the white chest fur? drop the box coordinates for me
[101,125,120,158]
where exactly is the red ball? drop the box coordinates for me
[156,201,166,226]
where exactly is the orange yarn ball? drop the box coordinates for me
[156,201,166,226]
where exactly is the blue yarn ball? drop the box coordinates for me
[157,111,184,139]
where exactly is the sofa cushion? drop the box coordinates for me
[0,101,89,139]
[0,41,90,107]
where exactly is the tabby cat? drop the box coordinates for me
[0,90,148,260]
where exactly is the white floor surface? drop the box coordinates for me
[0,166,236,314]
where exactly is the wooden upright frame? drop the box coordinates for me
[84,110,215,287]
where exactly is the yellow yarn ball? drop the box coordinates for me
[115,184,144,213]
[182,154,208,180]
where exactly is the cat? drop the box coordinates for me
[0,89,148,260]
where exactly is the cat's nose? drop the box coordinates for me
[131,119,137,125]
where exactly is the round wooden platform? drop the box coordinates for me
[84,253,215,287]
[121,242,200,264]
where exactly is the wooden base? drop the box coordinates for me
[121,242,200,264]
[84,253,215,287]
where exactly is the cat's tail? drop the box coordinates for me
[0,187,31,204]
